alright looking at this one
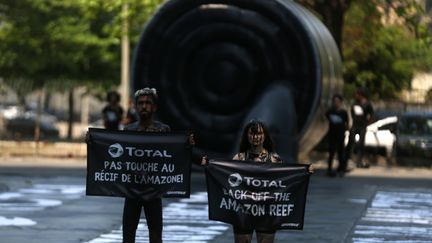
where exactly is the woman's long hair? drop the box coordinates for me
[238,120,275,153]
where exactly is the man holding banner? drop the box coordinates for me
[205,120,313,243]
[121,88,170,243]
[87,88,194,243]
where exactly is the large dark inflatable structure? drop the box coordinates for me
[132,0,343,161]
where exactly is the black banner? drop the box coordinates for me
[205,160,310,230]
[86,128,191,200]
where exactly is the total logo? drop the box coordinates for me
[227,173,286,188]
[107,143,172,158]
[108,143,124,158]
[228,173,243,187]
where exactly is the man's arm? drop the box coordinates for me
[343,110,349,130]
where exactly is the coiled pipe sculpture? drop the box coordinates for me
[132,0,343,161]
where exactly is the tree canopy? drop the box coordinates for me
[0,0,163,96]
[295,0,432,99]
[0,0,431,101]
[294,0,352,52]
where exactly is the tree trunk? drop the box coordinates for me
[43,91,51,111]
[67,89,74,140]
[34,89,42,155]
[294,0,352,55]
[120,2,130,112]
[81,93,89,126]
[17,90,26,108]
[322,5,345,53]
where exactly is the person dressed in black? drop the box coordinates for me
[325,94,348,177]
[122,88,169,243]
[231,120,282,243]
[344,88,374,169]
[202,120,313,243]
[125,98,139,125]
[102,91,124,130]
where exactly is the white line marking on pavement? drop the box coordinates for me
[352,191,432,243]
[352,238,432,243]
[348,198,368,204]
[0,184,85,226]
[86,192,229,243]
[0,216,36,226]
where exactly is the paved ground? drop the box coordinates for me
[0,156,431,243]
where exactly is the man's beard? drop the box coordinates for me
[139,111,153,120]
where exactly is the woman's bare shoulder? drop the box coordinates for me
[232,152,245,161]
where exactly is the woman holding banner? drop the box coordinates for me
[203,119,312,243]
[232,120,281,243]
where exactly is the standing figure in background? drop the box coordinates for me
[344,88,374,169]
[102,91,124,130]
[125,98,139,125]
[325,94,348,177]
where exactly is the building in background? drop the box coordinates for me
[401,73,432,103]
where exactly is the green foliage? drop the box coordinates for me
[344,26,426,98]
[342,0,432,99]
[0,0,163,96]
[100,0,164,44]
[2,0,430,101]
[0,0,116,93]
[295,0,432,99]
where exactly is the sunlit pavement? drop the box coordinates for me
[351,191,432,242]
[0,157,431,243]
